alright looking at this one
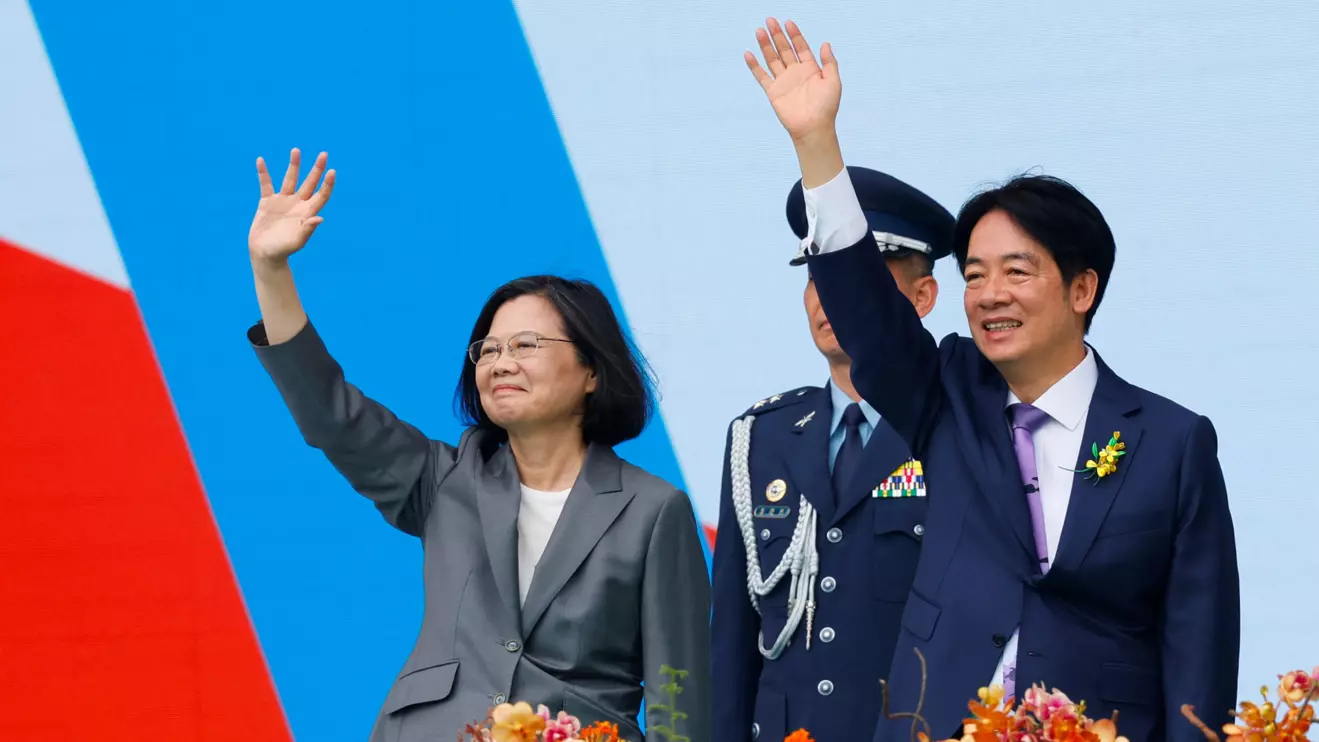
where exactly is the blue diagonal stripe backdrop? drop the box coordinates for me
[31,1,694,738]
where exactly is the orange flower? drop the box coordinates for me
[1091,718,1130,742]
[962,685,1016,741]
[1280,669,1318,705]
[1287,704,1315,738]
[784,730,816,742]
[579,720,620,742]
[491,701,546,742]
[1043,714,1082,741]
[978,685,1007,710]
[1221,683,1317,742]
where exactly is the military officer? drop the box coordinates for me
[711,166,955,742]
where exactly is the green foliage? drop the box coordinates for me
[646,665,690,742]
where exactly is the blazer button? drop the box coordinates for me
[826,527,842,543]
[820,576,836,592]
[913,524,924,537]
[992,633,1007,648]
[820,627,835,643]
[751,722,760,739]
[493,693,507,704]
[504,640,522,652]
[817,679,834,696]
[760,529,771,541]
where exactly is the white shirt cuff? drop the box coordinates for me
[802,167,869,255]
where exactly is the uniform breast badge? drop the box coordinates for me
[766,479,787,502]
[873,459,927,498]
[753,505,791,519]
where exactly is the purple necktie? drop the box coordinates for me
[1003,402,1052,699]
[1007,403,1052,572]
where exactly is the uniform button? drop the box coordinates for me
[913,524,924,537]
[826,527,842,543]
[817,680,834,696]
[493,693,507,704]
[820,627,835,643]
[820,576,836,592]
[992,633,1007,648]
[504,640,521,652]
[751,722,760,739]
[760,529,771,541]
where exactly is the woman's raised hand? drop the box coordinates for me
[248,148,336,264]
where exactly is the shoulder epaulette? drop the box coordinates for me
[739,386,818,417]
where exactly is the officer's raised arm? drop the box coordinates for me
[745,19,947,449]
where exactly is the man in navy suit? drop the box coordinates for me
[741,18,1240,742]
[710,169,950,742]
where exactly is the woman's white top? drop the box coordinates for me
[517,484,572,606]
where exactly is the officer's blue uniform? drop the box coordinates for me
[711,167,955,742]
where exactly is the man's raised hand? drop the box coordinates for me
[248,148,336,264]
[744,19,841,144]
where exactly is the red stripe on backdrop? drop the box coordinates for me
[0,238,291,741]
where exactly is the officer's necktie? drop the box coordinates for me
[831,403,866,503]
[1002,402,1052,700]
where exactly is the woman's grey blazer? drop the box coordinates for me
[251,321,712,742]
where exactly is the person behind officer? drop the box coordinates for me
[711,166,953,742]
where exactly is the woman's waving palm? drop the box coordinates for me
[248,148,335,263]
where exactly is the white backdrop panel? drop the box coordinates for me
[514,0,1319,690]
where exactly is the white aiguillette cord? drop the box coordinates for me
[730,415,821,659]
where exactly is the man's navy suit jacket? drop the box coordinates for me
[807,241,1241,742]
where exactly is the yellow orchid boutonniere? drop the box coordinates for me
[1073,431,1126,484]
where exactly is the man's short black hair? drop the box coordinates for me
[952,174,1115,332]
[895,251,934,280]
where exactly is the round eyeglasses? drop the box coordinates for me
[468,332,574,365]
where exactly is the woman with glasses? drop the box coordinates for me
[243,149,711,742]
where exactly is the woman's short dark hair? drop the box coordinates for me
[455,275,656,448]
[952,174,1116,332]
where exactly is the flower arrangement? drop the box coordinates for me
[1182,667,1317,741]
[786,650,1316,742]
[929,684,1127,742]
[460,665,691,742]
[459,701,622,742]
[851,648,1128,742]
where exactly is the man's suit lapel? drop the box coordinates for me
[1051,355,1143,575]
[832,418,911,525]
[476,445,524,631]
[965,359,1039,563]
[521,444,635,636]
[782,388,836,523]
